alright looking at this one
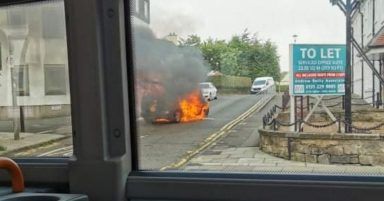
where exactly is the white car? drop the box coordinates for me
[250,77,275,94]
[200,82,217,101]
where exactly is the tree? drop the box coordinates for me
[200,39,227,72]
[180,31,280,81]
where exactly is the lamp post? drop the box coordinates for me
[292,34,298,44]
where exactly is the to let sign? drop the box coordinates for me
[290,44,346,96]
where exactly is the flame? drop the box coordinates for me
[179,90,209,122]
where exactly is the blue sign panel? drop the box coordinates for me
[290,44,346,95]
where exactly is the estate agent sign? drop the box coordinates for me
[290,44,346,96]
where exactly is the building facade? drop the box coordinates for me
[0,1,70,119]
[0,0,150,120]
[352,0,384,104]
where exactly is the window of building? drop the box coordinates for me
[42,5,66,38]
[11,65,29,96]
[44,64,67,95]
[7,7,26,27]
[135,0,140,14]
[143,0,149,19]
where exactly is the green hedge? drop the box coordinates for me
[277,84,289,93]
[217,87,251,94]
[207,75,251,89]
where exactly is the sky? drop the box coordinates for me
[149,0,346,72]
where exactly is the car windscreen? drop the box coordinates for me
[253,80,266,85]
[200,83,210,89]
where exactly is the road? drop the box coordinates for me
[8,94,270,170]
[138,94,266,170]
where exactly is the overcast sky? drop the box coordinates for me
[150,0,346,72]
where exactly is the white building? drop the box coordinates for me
[352,0,384,104]
[0,1,70,119]
[132,0,150,27]
[0,0,150,120]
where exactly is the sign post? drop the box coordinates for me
[289,44,346,131]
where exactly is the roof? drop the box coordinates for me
[369,26,384,48]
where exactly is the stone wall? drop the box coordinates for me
[259,129,384,166]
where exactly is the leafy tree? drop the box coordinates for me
[200,39,227,72]
[180,30,281,81]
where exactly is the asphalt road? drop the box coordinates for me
[7,94,268,169]
[138,94,264,170]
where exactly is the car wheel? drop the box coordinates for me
[204,108,209,116]
[173,110,182,123]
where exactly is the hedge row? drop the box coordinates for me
[277,84,289,93]
[207,75,251,89]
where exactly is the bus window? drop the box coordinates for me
[131,0,384,177]
[0,0,72,158]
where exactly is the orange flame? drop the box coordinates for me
[179,90,209,122]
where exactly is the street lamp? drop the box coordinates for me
[292,34,298,44]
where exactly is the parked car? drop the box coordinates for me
[141,91,209,124]
[250,77,274,94]
[200,82,218,101]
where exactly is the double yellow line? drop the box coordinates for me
[160,95,275,171]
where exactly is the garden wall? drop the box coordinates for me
[259,129,384,166]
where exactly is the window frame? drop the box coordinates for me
[124,0,384,200]
[0,0,71,190]
[0,0,384,201]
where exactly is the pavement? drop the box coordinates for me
[181,94,384,175]
[0,132,69,156]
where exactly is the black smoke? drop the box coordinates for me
[132,26,208,116]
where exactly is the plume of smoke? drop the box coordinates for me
[133,26,208,117]
[150,8,202,38]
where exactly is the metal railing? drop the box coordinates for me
[263,111,384,134]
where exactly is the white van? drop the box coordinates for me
[250,77,274,94]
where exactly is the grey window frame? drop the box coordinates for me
[0,0,384,201]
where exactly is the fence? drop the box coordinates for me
[262,94,384,134]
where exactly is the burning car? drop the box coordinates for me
[141,90,209,123]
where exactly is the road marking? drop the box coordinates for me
[160,94,275,170]
[38,145,73,157]
[37,126,72,134]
